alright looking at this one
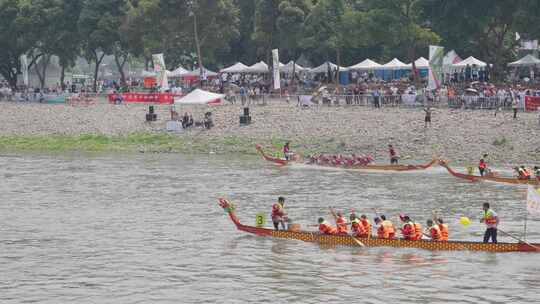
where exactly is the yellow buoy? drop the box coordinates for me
[460,216,471,226]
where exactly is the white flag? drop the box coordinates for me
[272,49,280,90]
[527,186,540,216]
[152,53,169,91]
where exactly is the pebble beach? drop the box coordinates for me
[0,100,539,165]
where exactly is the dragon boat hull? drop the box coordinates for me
[255,145,436,171]
[219,199,539,253]
[439,160,540,186]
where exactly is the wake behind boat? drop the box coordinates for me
[218,198,539,253]
[439,160,540,186]
[255,144,436,171]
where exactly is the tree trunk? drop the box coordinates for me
[34,55,51,90]
[114,51,128,87]
[60,63,66,91]
[336,47,341,92]
[290,59,296,87]
[92,51,106,93]
[193,12,204,87]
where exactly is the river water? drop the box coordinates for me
[1,154,539,304]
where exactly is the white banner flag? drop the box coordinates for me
[272,49,280,90]
[527,186,540,217]
[152,53,169,91]
[428,45,444,90]
[21,54,29,86]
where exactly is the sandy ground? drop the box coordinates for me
[0,99,539,164]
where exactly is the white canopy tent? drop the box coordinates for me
[379,58,410,70]
[508,54,540,67]
[184,67,218,77]
[408,57,430,69]
[141,70,174,77]
[174,89,224,105]
[280,61,305,74]
[348,59,382,70]
[309,62,349,73]
[245,61,269,73]
[452,56,487,68]
[168,66,189,78]
[220,62,249,73]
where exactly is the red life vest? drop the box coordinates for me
[319,221,337,235]
[271,203,284,220]
[401,222,415,240]
[479,160,487,169]
[438,224,449,241]
[336,216,348,234]
[430,225,441,241]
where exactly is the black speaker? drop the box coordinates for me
[149,105,155,114]
[239,115,251,125]
[146,113,157,122]
[243,107,250,116]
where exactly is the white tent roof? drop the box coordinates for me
[380,58,410,70]
[174,89,224,105]
[169,66,189,77]
[453,56,487,67]
[409,57,429,69]
[280,61,305,73]
[245,61,269,73]
[184,67,218,77]
[309,62,349,73]
[508,54,540,67]
[220,62,249,73]
[348,59,381,70]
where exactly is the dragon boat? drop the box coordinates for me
[439,160,540,186]
[218,199,539,253]
[256,144,436,171]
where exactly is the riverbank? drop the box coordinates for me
[0,101,539,164]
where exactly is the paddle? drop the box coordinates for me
[351,236,366,247]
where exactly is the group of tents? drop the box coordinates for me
[143,51,540,81]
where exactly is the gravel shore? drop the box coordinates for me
[0,100,539,164]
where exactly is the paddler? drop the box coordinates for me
[283,142,291,160]
[478,154,488,177]
[335,211,349,235]
[359,215,372,237]
[318,217,337,235]
[388,144,399,165]
[436,218,449,241]
[480,203,499,243]
[399,214,422,241]
[271,197,287,231]
[521,166,532,180]
[350,214,366,237]
[374,215,395,239]
[534,166,540,180]
[425,219,441,241]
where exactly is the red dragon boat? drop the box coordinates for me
[256,144,437,171]
[218,198,539,253]
[439,160,540,186]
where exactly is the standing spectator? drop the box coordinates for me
[239,85,247,106]
[424,107,432,128]
[372,87,381,108]
[511,97,518,120]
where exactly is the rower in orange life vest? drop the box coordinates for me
[425,219,441,241]
[436,218,449,241]
[399,214,422,241]
[374,215,395,239]
[359,214,372,238]
[478,154,488,176]
[271,197,287,230]
[318,217,337,235]
[480,202,499,243]
[350,213,369,238]
[334,211,349,235]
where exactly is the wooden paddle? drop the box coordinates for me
[351,236,366,247]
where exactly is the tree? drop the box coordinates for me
[253,0,280,63]
[78,0,128,92]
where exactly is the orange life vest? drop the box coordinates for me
[351,219,367,237]
[412,222,423,241]
[430,225,441,241]
[401,222,415,240]
[319,221,337,235]
[336,216,348,234]
[378,220,395,239]
[438,223,449,241]
[360,219,372,237]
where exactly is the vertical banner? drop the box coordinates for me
[21,54,29,86]
[152,53,169,91]
[527,186,540,217]
[272,49,280,90]
[428,45,444,90]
